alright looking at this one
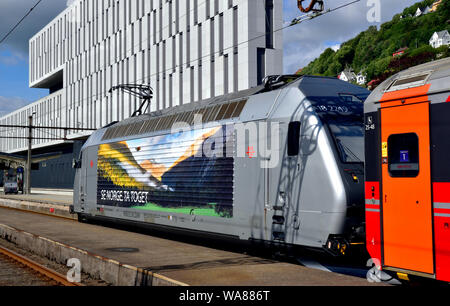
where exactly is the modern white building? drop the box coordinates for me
[1,0,283,154]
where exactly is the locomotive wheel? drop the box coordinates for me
[77,214,89,223]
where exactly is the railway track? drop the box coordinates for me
[0,246,83,286]
[1,205,376,284]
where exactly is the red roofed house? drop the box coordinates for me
[367,79,381,90]
[393,47,408,57]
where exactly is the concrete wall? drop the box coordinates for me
[29,141,84,189]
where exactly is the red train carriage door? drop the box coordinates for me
[381,101,434,274]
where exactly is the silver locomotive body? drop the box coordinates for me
[73,76,369,253]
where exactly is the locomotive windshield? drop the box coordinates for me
[325,114,364,163]
[310,93,368,163]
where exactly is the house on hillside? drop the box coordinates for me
[415,6,432,17]
[393,47,408,57]
[295,68,304,75]
[430,0,442,12]
[367,79,381,90]
[415,7,424,17]
[430,30,450,48]
[338,69,357,83]
[356,72,367,85]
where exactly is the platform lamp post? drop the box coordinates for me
[25,113,35,194]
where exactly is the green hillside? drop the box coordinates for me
[300,0,450,86]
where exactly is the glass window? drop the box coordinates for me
[310,93,368,163]
[388,133,419,177]
[288,121,301,156]
[327,116,364,163]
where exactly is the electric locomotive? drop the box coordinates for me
[72,75,369,254]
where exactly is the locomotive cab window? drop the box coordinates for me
[387,133,419,177]
[288,121,301,156]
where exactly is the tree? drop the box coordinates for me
[299,0,450,82]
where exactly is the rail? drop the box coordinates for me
[0,245,83,286]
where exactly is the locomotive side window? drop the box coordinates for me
[387,133,419,177]
[288,121,301,156]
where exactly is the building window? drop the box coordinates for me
[257,48,266,85]
[265,0,274,49]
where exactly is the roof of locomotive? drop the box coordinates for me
[297,75,370,101]
[84,75,369,146]
[108,75,368,126]
[364,57,450,112]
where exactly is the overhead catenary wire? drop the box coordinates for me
[0,0,44,45]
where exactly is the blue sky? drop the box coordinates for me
[0,0,421,116]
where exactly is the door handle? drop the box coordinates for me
[384,194,387,203]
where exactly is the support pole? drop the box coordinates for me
[26,115,32,194]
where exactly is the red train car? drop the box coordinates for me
[364,58,450,282]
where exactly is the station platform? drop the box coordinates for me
[0,207,382,286]
[0,189,74,219]
[0,188,72,203]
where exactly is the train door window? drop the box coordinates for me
[387,133,419,177]
[288,121,301,156]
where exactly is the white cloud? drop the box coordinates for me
[66,0,76,7]
[0,51,26,66]
[331,44,341,52]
